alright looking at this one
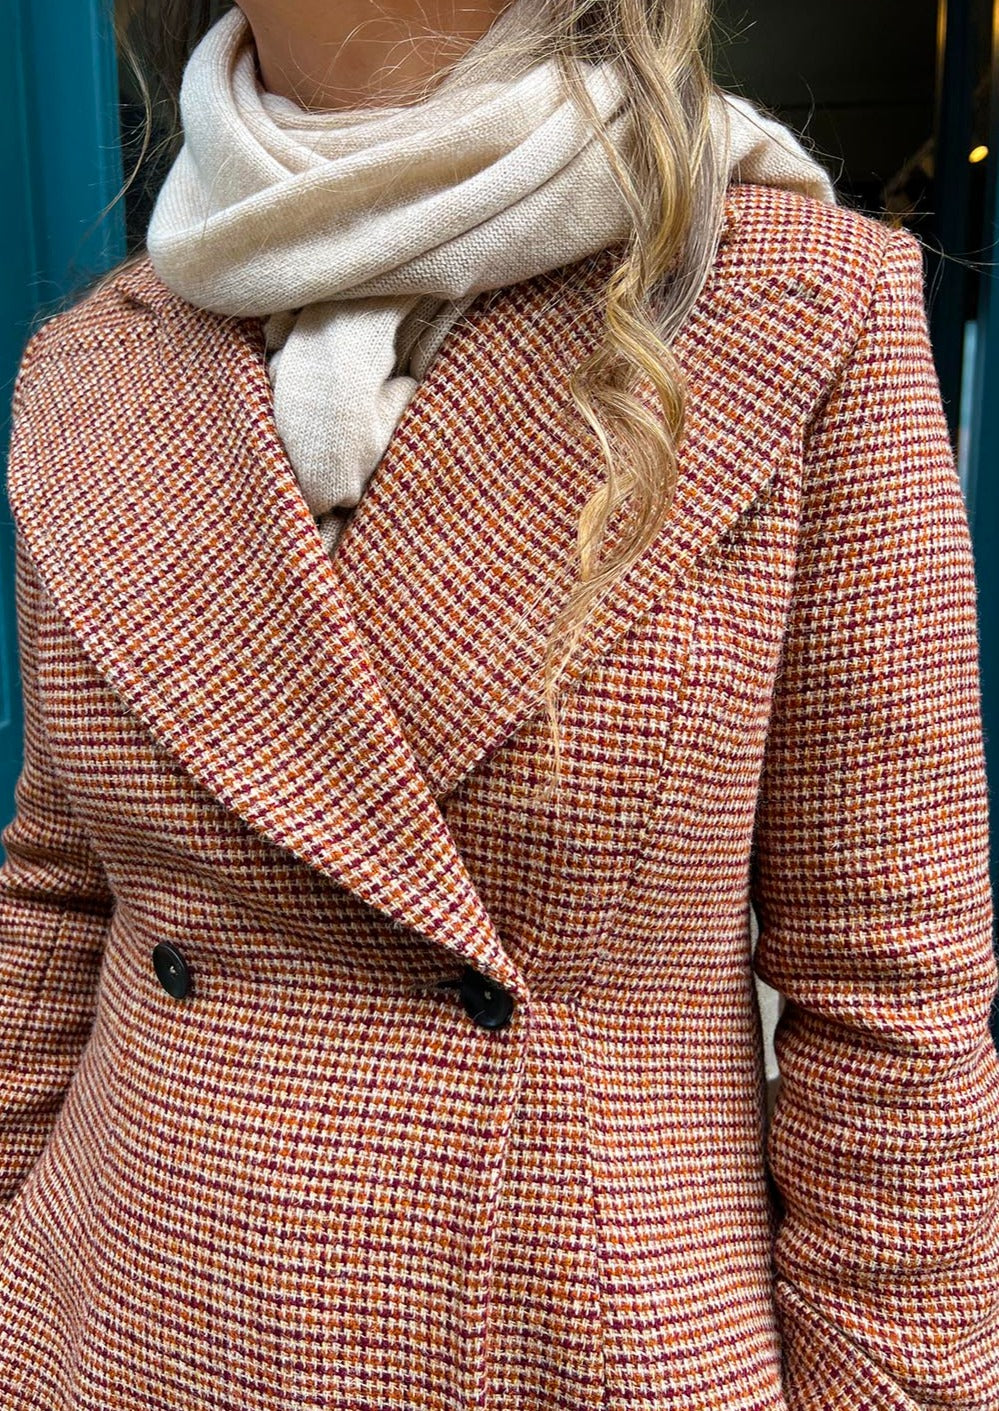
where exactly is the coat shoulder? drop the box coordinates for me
[15,256,165,370]
[6,257,172,536]
[707,182,928,378]
[722,181,916,298]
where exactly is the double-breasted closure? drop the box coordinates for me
[0,181,997,1411]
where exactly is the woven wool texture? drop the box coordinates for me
[0,182,997,1410]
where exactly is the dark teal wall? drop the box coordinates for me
[966,28,999,984]
[0,0,125,846]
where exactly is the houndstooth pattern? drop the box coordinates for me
[0,182,996,1410]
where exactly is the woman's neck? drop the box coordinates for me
[235,0,513,111]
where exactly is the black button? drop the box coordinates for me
[457,965,514,1030]
[152,943,191,999]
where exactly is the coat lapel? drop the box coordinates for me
[327,192,838,802]
[328,208,743,801]
[6,185,840,991]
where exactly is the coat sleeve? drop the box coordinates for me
[0,531,115,1211]
[750,224,999,1410]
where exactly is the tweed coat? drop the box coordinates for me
[0,180,997,1411]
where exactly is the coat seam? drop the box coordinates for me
[566,1002,611,1411]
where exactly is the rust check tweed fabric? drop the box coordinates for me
[0,182,998,1410]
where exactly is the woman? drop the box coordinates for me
[1,0,997,1407]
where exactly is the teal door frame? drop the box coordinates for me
[0,0,125,842]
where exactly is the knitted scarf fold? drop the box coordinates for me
[147,1,837,554]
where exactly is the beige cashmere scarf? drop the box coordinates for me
[147,0,837,556]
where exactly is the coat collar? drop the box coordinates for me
[7,186,841,997]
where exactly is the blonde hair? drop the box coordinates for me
[116,0,733,802]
